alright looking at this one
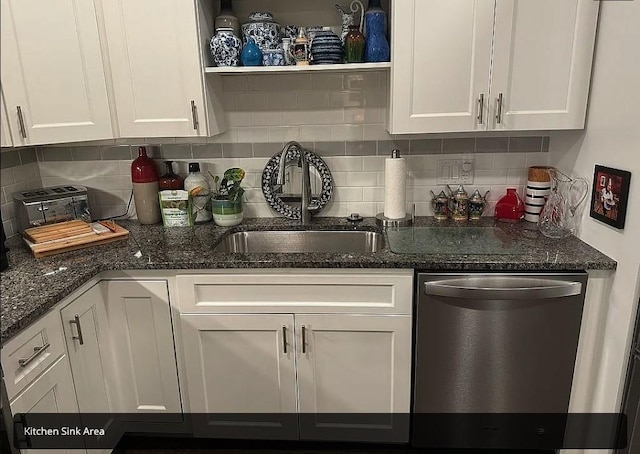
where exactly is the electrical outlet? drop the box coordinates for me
[437,158,474,185]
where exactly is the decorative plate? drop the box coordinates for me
[261,147,334,220]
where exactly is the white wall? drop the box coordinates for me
[549,0,640,417]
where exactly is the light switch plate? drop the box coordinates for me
[437,158,474,185]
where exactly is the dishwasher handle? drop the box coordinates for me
[424,277,582,300]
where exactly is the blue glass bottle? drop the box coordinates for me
[364,0,389,62]
[240,37,262,66]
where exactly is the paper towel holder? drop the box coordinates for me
[376,148,413,227]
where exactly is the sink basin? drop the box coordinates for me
[213,230,384,253]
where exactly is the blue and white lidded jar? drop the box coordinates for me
[210,28,242,67]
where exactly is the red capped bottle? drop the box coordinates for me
[131,146,161,224]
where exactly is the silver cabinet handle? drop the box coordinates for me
[424,278,581,300]
[190,100,199,130]
[70,314,84,345]
[18,342,50,367]
[495,93,503,124]
[301,325,307,354]
[16,105,27,138]
[477,93,484,125]
[282,326,288,354]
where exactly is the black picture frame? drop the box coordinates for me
[589,165,632,229]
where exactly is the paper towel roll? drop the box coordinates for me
[384,156,407,219]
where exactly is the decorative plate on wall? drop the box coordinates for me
[261,146,334,220]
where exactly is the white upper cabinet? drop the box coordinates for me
[0,0,113,145]
[101,0,208,138]
[490,0,599,130]
[389,0,495,133]
[1,89,13,147]
[389,0,599,134]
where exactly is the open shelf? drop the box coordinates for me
[204,62,391,75]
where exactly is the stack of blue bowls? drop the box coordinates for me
[310,29,343,64]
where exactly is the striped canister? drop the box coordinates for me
[525,166,553,222]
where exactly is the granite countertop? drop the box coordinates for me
[0,217,616,342]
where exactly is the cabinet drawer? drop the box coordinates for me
[2,309,66,400]
[175,269,413,315]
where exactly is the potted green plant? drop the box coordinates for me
[209,167,245,226]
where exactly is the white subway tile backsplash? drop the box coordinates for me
[297,91,330,109]
[311,74,343,91]
[342,172,378,187]
[250,111,283,127]
[493,153,527,170]
[362,156,385,172]
[346,202,377,217]
[235,93,267,111]
[362,187,384,202]
[268,126,301,142]
[475,170,508,185]
[322,201,347,217]
[1,168,15,186]
[334,187,363,202]
[247,74,280,92]
[299,125,332,141]
[324,157,363,172]
[222,76,248,92]
[330,125,364,141]
[279,74,312,91]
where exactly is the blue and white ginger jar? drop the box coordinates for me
[210,28,242,67]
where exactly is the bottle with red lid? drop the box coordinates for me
[131,146,161,224]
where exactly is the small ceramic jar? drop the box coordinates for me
[262,49,285,66]
[241,11,281,52]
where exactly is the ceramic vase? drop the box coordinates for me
[241,11,281,52]
[310,29,343,64]
[210,28,242,67]
[495,188,525,222]
[240,37,262,66]
[262,49,285,66]
[364,0,389,62]
[214,0,240,36]
[344,25,365,63]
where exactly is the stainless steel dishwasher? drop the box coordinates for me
[413,272,587,449]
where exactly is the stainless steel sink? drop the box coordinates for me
[213,230,384,253]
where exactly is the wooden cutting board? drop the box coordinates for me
[23,220,129,258]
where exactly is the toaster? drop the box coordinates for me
[13,185,91,233]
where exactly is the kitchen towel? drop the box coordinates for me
[384,153,407,219]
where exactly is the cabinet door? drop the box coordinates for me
[101,0,207,138]
[0,0,112,145]
[101,280,182,422]
[490,0,599,130]
[1,89,13,147]
[389,0,495,133]
[60,284,121,452]
[295,314,412,443]
[180,314,298,439]
[10,356,84,454]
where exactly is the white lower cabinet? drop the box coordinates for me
[180,314,298,440]
[9,355,84,454]
[180,312,412,442]
[296,314,412,442]
[101,280,182,422]
[60,284,121,454]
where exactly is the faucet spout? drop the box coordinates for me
[276,141,314,224]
